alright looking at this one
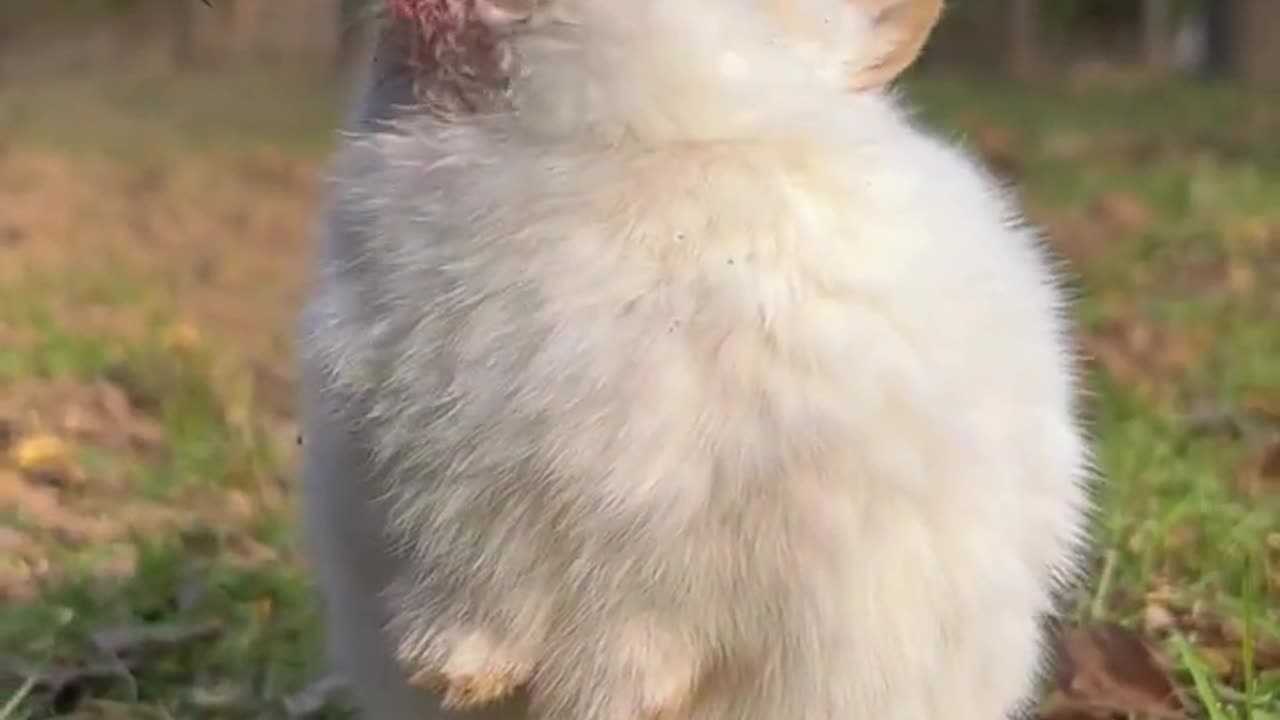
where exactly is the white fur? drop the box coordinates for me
[298,1,1094,718]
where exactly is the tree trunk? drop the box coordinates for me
[1141,0,1173,75]
[336,0,376,74]
[1009,0,1039,79]
[917,0,1007,73]
[172,0,200,67]
[1204,0,1233,76]
[1233,0,1280,87]
[228,0,258,57]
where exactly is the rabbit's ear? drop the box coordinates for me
[846,0,944,90]
[475,0,535,28]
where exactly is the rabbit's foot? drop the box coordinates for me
[536,616,704,720]
[400,627,532,710]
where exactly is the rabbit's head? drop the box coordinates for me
[385,0,944,136]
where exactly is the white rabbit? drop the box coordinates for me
[296,1,1095,718]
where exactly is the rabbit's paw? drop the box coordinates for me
[538,616,705,720]
[399,626,533,710]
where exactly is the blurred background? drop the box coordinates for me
[0,1,1276,718]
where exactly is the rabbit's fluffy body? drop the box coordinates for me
[298,1,1094,718]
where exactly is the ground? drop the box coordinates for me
[0,63,1276,719]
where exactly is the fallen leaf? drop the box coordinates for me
[1195,645,1235,678]
[1041,210,1116,265]
[0,415,15,451]
[0,470,113,542]
[161,321,203,354]
[1237,439,1280,497]
[1144,603,1177,637]
[1222,215,1275,251]
[1258,440,1280,479]
[1047,623,1189,719]
[10,434,72,473]
[1084,313,1209,407]
[1225,261,1256,295]
[1185,607,1280,680]
[958,112,1022,178]
[1094,191,1154,236]
[1244,391,1280,423]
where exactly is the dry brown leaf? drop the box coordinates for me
[1094,191,1154,235]
[1188,609,1280,678]
[1041,210,1115,265]
[1237,439,1280,497]
[10,433,72,473]
[961,113,1021,178]
[0,470,114,543]
[1245,392,1280,423]
[1083,312,1209,407]
[1047,623,1189,719]
[1143,603,1177,637]
[1258,440,1280,479]
[1225,261,1257,295]
[1196,646,1235,679]
[1222,215,1276,251]
[162,321,204,354]
[0,415,15,452]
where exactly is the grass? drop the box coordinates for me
[1,63,1278,718]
